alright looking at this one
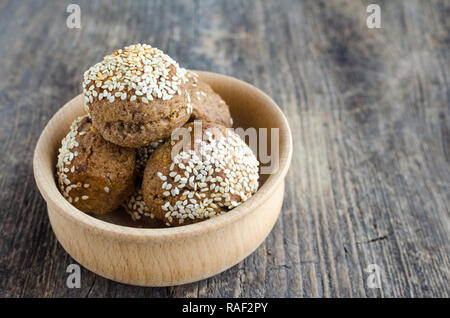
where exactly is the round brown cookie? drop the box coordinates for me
[186,71,233,127]
[83,44,192,148]
[56,115,136,215]
[142,121,259,226]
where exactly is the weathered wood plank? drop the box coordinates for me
[0,0,448,297]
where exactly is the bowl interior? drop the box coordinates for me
[34,71,292,231]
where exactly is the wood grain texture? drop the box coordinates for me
[0,0,449,297]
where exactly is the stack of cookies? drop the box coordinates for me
[56,44,259,227]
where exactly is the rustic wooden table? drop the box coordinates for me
[0,0,449,298]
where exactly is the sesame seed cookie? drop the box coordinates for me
[56,115,136,215]
[83,44,192,148]
[123,188,155,221]
[122,187,168,227]
[186,71,233,127]
[142,121,259,226]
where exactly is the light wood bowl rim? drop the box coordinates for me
[33,71,293,242]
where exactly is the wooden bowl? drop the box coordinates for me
[33,71,293,286]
